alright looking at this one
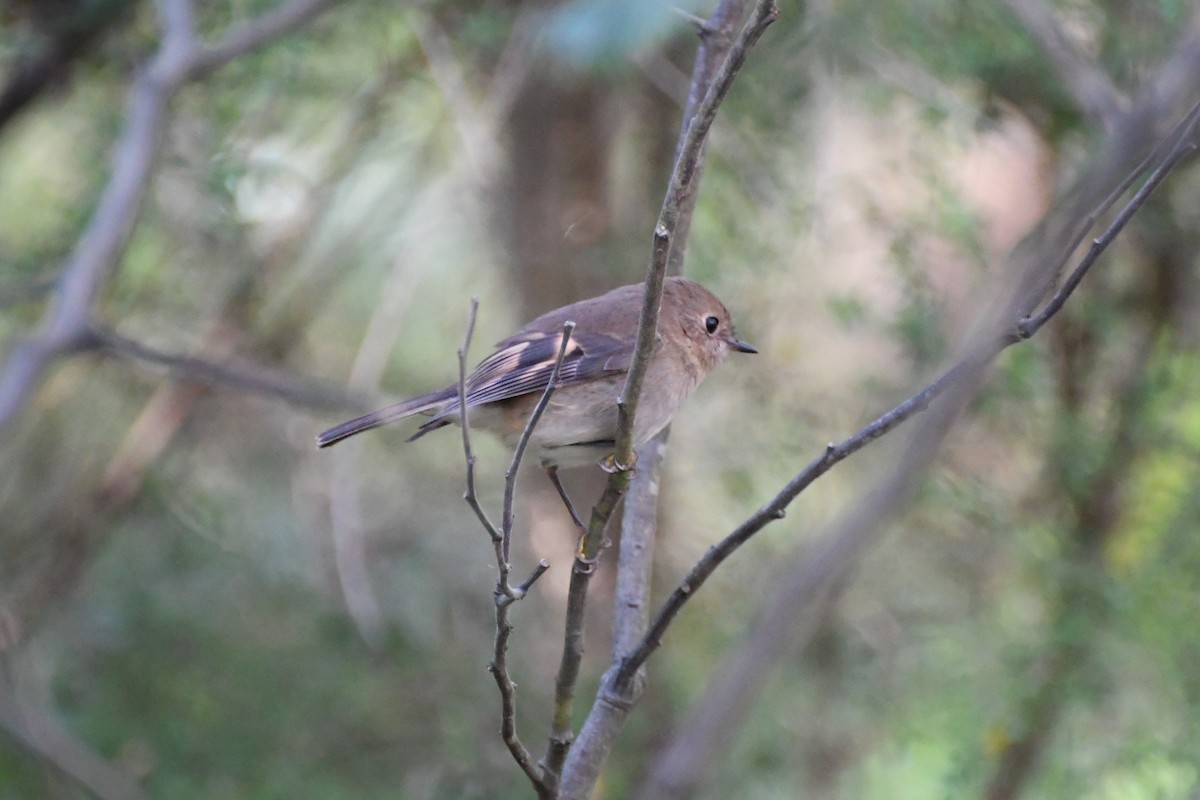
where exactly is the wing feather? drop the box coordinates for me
[437,330,631,415]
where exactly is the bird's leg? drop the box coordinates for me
[544,465,587,535]
[545,465,603,575]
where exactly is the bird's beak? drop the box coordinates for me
[727,337,758,354]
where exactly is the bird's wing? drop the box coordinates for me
[458,328,633,409]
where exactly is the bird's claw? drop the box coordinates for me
[599,452,636,474]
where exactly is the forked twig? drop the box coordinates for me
[456,302,576,796]
[93,325,359,410]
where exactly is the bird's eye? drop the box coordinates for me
[704,315,720,335]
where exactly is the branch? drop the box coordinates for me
[636,96,1200,800]
[558,435,668,798]
[93,326,363,411]
[502,322,577,568]
[458,303,575,797]
[458,298,501,542]
[1001,0,1125,127]
[188,0,345,78]
[0,0,346,436]
[615,98,1200,695]
[668,0,752,273]
[0,679,150,800]
[1014,99,1200,338]
[542,0,781,792]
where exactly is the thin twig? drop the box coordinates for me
[454,300,537,788]
[458,310,576,796]
[1015,100,1200,338]
[637,104,1199,794]
[671,7,712,35]
[668,0,752,273]
[542,0,781,791]
[457,298,500,542]
[612,100,1200,694]
[501,322,576,568]
[489,597,547,795]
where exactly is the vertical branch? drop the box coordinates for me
[668,0,751,273]
[544,1,782,794]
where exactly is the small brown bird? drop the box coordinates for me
[317,277,755,523]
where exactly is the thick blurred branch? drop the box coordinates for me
[0,0,346,436]
[1001,0,1124,127]
[94,327,363,411]
[0,679,150,800]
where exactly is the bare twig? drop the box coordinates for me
[490,322,574,791]
[543,1,781,792]
[671,8,712,35]
[501,322,577,567]
[558,436,668,799]
[457,298,501,542]
[669,0,752,273]
[457,304,576,797]
[0,0,346,435]
[1014,100,1200,338]
[645,359,986,800]
[489,595,547,795]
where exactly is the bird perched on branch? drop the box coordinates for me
[317,276,755,525]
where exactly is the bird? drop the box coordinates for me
[317,276,756,528]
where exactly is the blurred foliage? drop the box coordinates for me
[1,0,1200,798]
[541,0,704,68]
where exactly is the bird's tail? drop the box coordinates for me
[316,387,456,448]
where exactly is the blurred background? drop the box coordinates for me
[2,0,1200,797]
